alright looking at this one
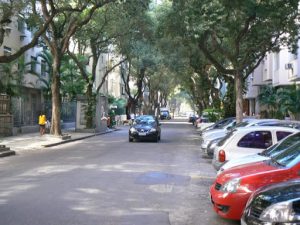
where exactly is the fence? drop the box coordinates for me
[0,95,12,136]
[12,97,76,127]
[42,100,77,123]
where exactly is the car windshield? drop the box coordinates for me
[261,133,300,157]
[270,133,300,167]
[134,116,156,125]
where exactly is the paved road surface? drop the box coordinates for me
[0,120,240,225]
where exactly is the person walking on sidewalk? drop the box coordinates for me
[38,111,47,136]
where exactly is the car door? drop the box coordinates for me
[227,130,273,160]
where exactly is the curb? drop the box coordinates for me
[43,128,120,148]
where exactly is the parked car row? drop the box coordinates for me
[200,117,300,224]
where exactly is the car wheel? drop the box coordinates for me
[129,137,133,142]
[158,134,161,141]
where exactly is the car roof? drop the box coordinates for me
[235,126,299,132]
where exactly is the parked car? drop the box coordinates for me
[210,138,300,220]
[199,117,235,135]
[201,118,278,153]
[129,115,161,142]
[242,180,300,225]
[205,137,224,158]
[256,120,300,130]
[212,126,297,170]
[218,131,300,174]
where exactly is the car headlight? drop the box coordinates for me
[150,128,156,132]
[130,127,136,132]
[220,178,240,193]
[260,201,298,222]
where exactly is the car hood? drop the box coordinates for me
[220,154,269,173]
[216,161,277,184]
[251,180,300,207]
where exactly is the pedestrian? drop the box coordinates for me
[38,111,47,136]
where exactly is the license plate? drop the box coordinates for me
[138,132,146,136]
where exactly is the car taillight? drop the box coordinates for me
[219,150,226,162]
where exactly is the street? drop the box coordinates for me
[0,120,239,225]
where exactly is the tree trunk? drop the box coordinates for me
[85,84,95,128]
[235,71,243,123]
[50,54,62,136]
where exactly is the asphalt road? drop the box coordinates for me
[0,120,240,225]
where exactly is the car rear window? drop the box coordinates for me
[237,131,272,149]
[262,132,300,157]
[276,131,293,141]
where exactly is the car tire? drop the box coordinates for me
[129,137,133,142]
[158,134,161,141]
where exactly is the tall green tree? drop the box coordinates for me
[169,0,300,122]
[34,0,118,136]
[0,56,27,96]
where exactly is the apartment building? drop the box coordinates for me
[244,41,300,117]
[75,46,128,131]
[0,15,48,135]
[1,16,128,135]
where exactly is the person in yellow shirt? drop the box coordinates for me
[38,112,47,136]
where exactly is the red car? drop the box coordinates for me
[210,137,300,220]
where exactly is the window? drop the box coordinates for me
[18,18,25,32]
[4,46,11,56]
[41,60,46,76]
[237,131,272,149]
[121,85,125,95]
[30,56,37,73]
[276,131,293,142]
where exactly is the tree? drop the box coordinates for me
[154,2,226,116]
[60,56,85,101]
[258,85,279,118]
[34,0,118,136]
[169,0,300,122]
[0,56,27,96]
[277,85,300,120]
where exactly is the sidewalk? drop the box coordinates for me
[0,127,120,154]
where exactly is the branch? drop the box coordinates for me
[198,39,235,75]
[67,49,90,83]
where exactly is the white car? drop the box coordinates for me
[212,126,299,171]
[217,131,300,175]
[201,118,278,151]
